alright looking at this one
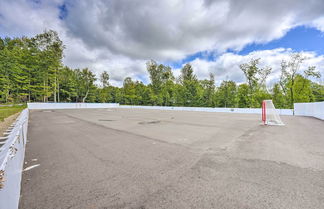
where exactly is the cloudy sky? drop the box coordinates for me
[1,0,324,86]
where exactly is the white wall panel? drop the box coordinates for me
[28,103,119,109]
[295,102,324,120]
[0,109,29,209]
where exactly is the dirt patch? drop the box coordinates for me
[138,120,161,125]
[98,119,115,122]
[0,112,20,137]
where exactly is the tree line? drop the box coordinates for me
[0,30,323,108]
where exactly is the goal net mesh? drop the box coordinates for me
[262,100,284,126]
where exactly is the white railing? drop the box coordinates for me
[119,105,294,115]
[27,102,119,109]
[294,102,324,120]
[27,103,293,115]
[0,109,29,209]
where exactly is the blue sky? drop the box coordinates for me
[168,26,324,69]
[58,3,68,20]
[239,26,324,55]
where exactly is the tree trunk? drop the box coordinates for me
[54,74,57,103]
[28,74,31,102]
[43,79,46,102]
[290,80,294,114]
[5,90,8,103]
[82,88,89,103]
[46,74,49,102]
[57,81,60,102]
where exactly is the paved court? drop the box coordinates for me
[20,108,324,209]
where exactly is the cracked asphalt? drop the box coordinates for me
[20,108,324,209]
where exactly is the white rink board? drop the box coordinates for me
[294,102,324,120]
[28,103,119,109]
[0,109,29,209]
[27,103,293,115]
[119,105,293,115]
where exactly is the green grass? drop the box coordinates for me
[0,104,26,122]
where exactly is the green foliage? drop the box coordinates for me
[100,71,110,88]
[288,74,314,103]
[0,32,323,109]
[237,84,250,108]
[279,53,322,108]
[253,89,272,108]
[216,80,237,107]
[239,58,271,107]
[272,84,287,108]
[311,82,324,102]
[200,73,216,107]
[0,104,26,121]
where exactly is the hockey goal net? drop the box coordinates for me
[262,100,284,125]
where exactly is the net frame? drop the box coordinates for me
[262,100,284,126]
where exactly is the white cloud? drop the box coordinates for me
[0,0,64,37]
[1,0,324,86]
[63,0,324,60]
[188,48,324,86]
[312,17,324,31]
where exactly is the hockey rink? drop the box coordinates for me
[20,108,324,209]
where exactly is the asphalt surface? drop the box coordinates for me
[20,108,324,209]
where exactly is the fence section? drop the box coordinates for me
[294,102,324,120]
[119,105,293,115]
[27,103,119,109]
[0,109,29,209]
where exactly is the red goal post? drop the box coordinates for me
[261,100,284,126]
[262,100,266,125]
